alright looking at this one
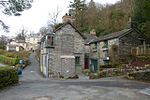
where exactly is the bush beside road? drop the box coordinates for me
[0,66,18,89]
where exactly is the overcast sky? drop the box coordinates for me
[0,0,120,37]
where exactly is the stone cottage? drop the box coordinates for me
[100,31,149,65]
[40,14,86,78]
[84,30,100,72]
[98,21,150,65]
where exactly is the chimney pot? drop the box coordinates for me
[62,13,73,23]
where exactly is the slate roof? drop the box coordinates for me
[84,27,149,44]
[83,29,132,44]
[84,33,100,44]
[54,22,86,39]
[40,22,86,43]
[100,28,150,43]
[99,28,132,41]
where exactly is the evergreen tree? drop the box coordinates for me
[1,0,33,16]
[133,0,150,37]
[0,0,33,32]
[86,0,97,28]
[69,0,86,28]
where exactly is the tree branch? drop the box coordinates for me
[0,20,9,32]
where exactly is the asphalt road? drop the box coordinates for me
[0,52,150,100]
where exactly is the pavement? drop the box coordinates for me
[140,88,150,96]
[0,52,150,100]
[19,52,44,82]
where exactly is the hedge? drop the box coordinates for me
[0,55,19,66]
[126,71,150,82]
[0,67,19,89]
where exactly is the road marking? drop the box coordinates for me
[30,71,35,73]
[140,88,150,96]
[33,96,52,100]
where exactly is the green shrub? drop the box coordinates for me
[0,67,19,89]
[67,75,79,79]
[0,50,30,68]
[17,51,30,60]
[0,49,18,58]
[126,71,150,82]
[100,64,112,68]
[145,64,150,68]
[92,69,127,79]
[5,52,17,58]
[89,73,99,79]
[137,55,150,61]
[24,59,31,67]
[15,59,30,69]
[83,69,91,76]
[17,51,30,68]
[0,55,20,66]
[0,49,7,55]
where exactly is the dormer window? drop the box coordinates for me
[44,32,55,48]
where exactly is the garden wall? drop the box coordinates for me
[127,71,150,82]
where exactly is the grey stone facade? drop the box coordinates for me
[40,23,85,78]
[99,28,149,65]
[40,20,150,76]
[84,34,100,72]
[87,28,149,70]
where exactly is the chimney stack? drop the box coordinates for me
[127,16,137,29]
[128,16,132,23]
[62,13,73,23]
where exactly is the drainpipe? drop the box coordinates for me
[97,42,100,71]
[45,49,49,78]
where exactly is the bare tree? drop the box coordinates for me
[39,26,48,36]
[48,7,61,27]
[15,28,27,41]
[0,20,9,32]
[0,35,8,49]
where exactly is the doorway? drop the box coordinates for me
[91,59,98,72]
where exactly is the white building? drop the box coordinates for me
[6,39,25,52]
[25,33,41,51]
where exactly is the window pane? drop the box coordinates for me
[75,56,80,65]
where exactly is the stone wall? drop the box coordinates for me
[61,57,75,78]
